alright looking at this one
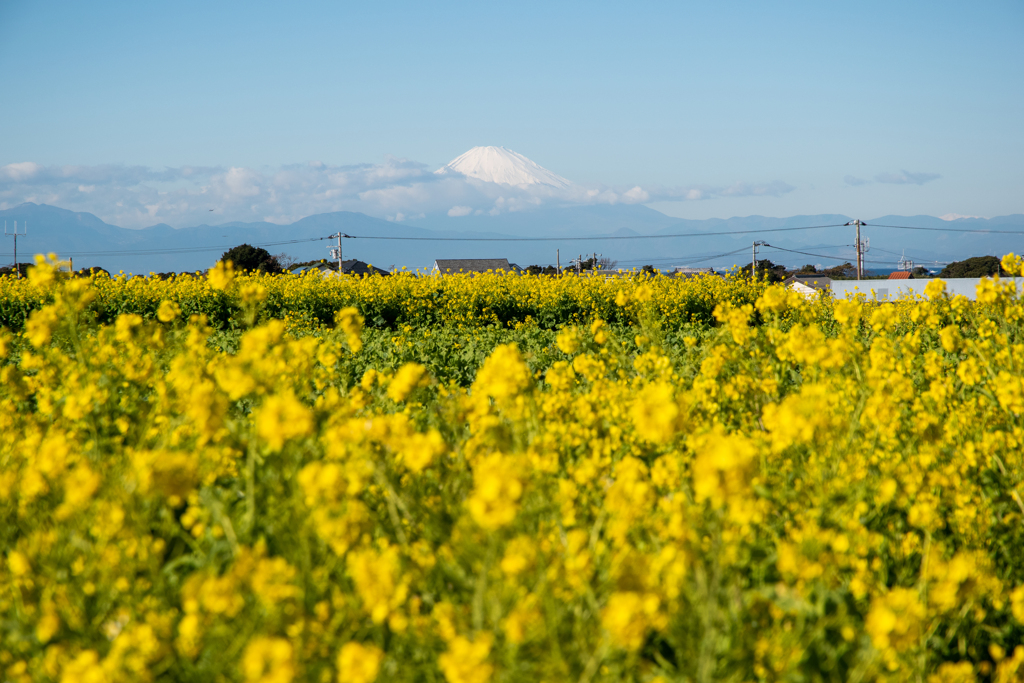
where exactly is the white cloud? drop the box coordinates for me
[622,186,650,202]
[875,170,941,185]
[0,158,798,228]
[222,167,262,198]
[719,180,795,197]
[642,180,795,202]
[844,175,869,186]
[1,162,42,181]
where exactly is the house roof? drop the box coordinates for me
[672,267,718,278]
[293,260,390,276]
[888,271,912,279]
[783,275,832,290]
[433,258,513,273]
[341,260,390,276]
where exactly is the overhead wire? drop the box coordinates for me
[613,246,753,267]
[341,224,849,242]
[764,245,906,266]
[1,219,1020,262]
[0,235,333,259]
[868,223,1024,235]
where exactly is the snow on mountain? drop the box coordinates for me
[435,146,573,189]
[940,213,983,221]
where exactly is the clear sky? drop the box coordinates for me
[1,0,1021,227]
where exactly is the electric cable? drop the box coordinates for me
[341,224,848,241]
[764,245,903,266]
[0,236,332,259]
[2,218,1020,261]
[868,223,1024,235]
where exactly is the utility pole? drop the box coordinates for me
[845,220,867,280]
[855,219,862,280]
[5,221,25,278]
[752,240,768,280]
[557,249,560,273]
[328,232,351,274]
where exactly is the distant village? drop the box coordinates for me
[0,242,1013,303]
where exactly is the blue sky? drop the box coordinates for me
[1,0,1021,227]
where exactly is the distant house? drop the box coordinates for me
[888,271,913,280]
[784,275,832,298]
[672,267,718,279]
[293,260,390,277]
[431,258,522,274]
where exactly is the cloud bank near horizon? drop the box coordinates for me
[845,170,942,187]
[0,159,796,229]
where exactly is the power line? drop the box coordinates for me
[869,223,1024,235]
[0,235,332,259]
[614,246,752,267]
[3,218,1021,261]
[343,221,1024,241]
[341,223,849,242]
[765,245,904,266]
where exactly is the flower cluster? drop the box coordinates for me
[1,257,1024,682]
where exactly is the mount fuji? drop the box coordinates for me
[435,146,574,189]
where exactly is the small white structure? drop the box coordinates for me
[673,267,716,279]
[431,258,520,274]
[784,275,832,299]
[831,278,1023,302]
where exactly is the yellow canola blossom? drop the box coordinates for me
[337,642,384,683]
[0,261,1022,682]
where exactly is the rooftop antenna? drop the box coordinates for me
[5,221,26,278]
[898,249,913,272]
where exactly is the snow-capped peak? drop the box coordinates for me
[939,213,983,221]
[435,146,573,189]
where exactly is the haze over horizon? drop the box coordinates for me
[1,1,1022,231]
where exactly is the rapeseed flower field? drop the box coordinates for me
[2,255,1024,682]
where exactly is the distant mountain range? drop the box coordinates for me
[1,202,1023,275]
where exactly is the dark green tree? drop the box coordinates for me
[817,262,856,279]
[938,256,1006,278]
[219,244,282,274]
[740,259,786,283]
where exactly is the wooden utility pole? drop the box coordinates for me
[845,220,865,279]
[328,232,350,273]
[752,240,768,280]
[5,221,25,279]
[855,219,863,280]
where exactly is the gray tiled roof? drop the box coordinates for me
[432,258,512,273]
[341,260,390,276]
[293,260,390,276]
[784,275,832,290]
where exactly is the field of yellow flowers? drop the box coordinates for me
[2,256,1024,683]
